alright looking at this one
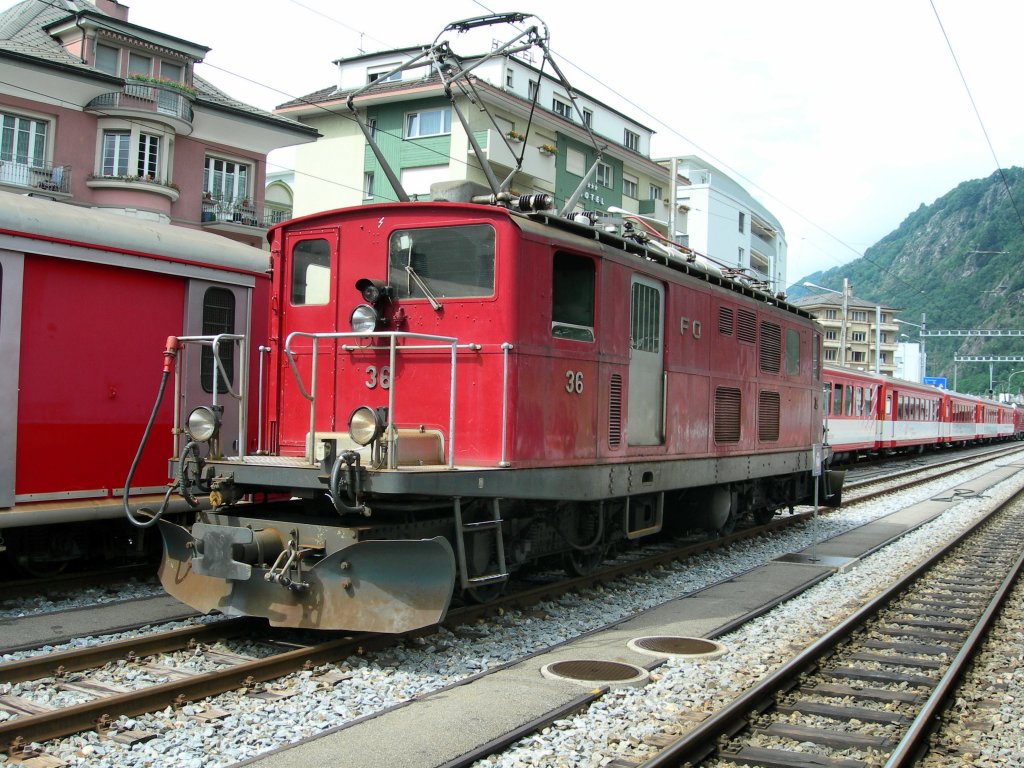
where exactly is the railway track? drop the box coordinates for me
[635,478,1024,767]
[0,506,818,754]
[3,448,1020,764]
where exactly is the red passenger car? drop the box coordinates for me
[823,364,1019,461]
[0,191,268,573]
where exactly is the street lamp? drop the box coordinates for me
[803,279,849,367]
[1006,370,1024,401]
[894,314,927,382]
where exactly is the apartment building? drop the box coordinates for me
[791,292,900,375]
[275,45,670,221]
[0,0,317,248]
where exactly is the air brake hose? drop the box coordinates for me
[329,451,371,517]
[124,337,179,529]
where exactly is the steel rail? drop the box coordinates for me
[637,484,1024,767]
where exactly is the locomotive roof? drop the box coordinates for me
[274,200,813,323]
[0,191,269,275]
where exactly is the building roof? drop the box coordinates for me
[278,45,657,134]
[790,293,899,312]
[0,0,317,138]
[275,67,663,172]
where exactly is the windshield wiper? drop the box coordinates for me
[405,264,442,311]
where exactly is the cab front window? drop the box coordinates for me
[388,224,495,300]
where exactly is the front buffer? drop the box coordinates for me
[157,520,457,633]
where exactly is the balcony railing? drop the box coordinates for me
[86,85,194,124]
[0,160,71,193]
[202,196,292,228]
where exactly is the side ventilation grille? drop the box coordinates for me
[609,374,622,448]
[758,391,780,441]
[714,387,741,443]
[719,306,734,335]
[760,321,781,372]
[737,309,757,344]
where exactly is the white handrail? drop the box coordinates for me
[283,331,463,467]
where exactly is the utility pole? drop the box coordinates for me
[839,278,849,367]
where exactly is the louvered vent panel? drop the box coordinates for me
[759,321,781,373]
[714,387,742,443]
[737,309,757,343]
[718,307,734,335]
[608,374,622,448]
[758,391,780,441]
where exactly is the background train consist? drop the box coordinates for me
[0,190,268,574]
[823,365,1022,462]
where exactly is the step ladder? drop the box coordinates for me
[452,497,509,590]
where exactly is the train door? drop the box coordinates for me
[181,280,252,457]
[880,390,894,446]
[627,275,664,446]
[0,250,23,508]
[276,230,339,453]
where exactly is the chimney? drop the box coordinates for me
[94,0,130,22]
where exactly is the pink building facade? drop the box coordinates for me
[0,0,317,248]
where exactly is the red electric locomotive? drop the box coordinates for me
[0,190,269,573]
[138,14,842,633]
[148,194,845,632]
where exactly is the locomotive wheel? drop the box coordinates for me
[753,507,777,525]
[718,508,738,535]
[4,527,76,577]
[564,544,607,577]
[464,579,507,604]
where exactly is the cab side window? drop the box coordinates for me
[291,238,331,305]
[551,251,595,342]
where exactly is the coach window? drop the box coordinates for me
[855,386,863,416]
[200,288,235,394]
[832,384,842,416]
[291,239,331,305]
[388,224,495,300]
[844,385,853,416]
[551,252,595,342]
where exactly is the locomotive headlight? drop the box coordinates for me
[355,278,391,304]
[349,405,385,446]
[185,405,222,443]
[350,304,380,334]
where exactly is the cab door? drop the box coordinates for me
[276,230,339,454]
[0,251,23,508]
[627,275,665,446]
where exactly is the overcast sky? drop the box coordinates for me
[126,0,1024,286]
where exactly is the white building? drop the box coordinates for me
[667,155,787,292]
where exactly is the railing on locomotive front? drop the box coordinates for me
[172,333,252,457]
[283,331,517,469]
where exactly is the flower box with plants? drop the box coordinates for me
[538,143,558,156]
[506,130,524,142]
[126,73,197,99]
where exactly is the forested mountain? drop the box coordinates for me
[789,167,1024,395]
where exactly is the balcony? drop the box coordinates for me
[86,174,180,202]
[86,82,194,134]
[201,196,283,231]
[0,160,71,195]
[470,129,555,184]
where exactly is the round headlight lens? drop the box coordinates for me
[186,406,220,442]
[350,304,379,334]
[349,406,382,446]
